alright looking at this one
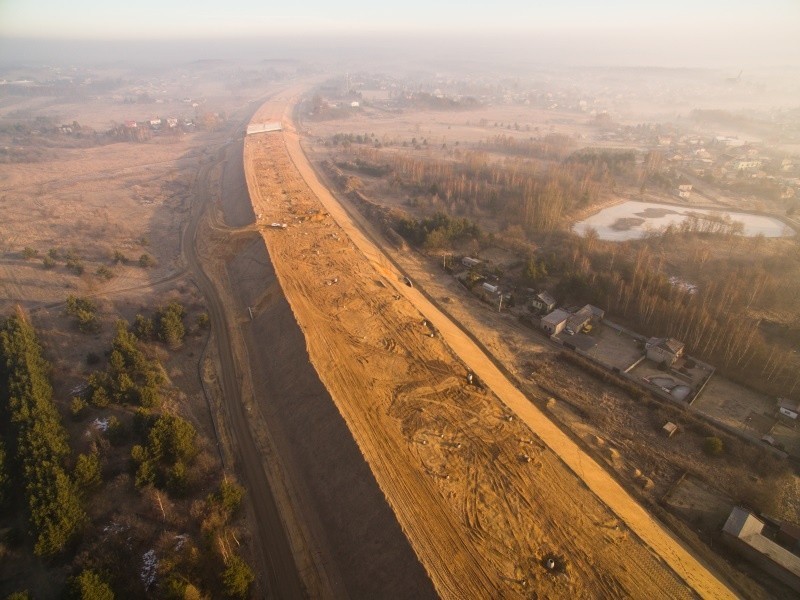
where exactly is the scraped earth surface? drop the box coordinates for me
[242,91,734,598]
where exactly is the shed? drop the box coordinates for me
[541,309,570,335]
[777,398,799,420]
[462,256,482,268]
[482,283,499,294]
[662,422,678,438]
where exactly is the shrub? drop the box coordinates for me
[132,413,197,493]
[66,257,84,275]
[74,452,102,490]
[138,254,155,268]
[217,479,245,513]
[221,555,254,599]
[96,266,114,280]
[90,385,110,408]
[196,313,210,330]
[21,247,38,259]
[157,302,186,348]
[65,295,100,333]
[70,570,114,600]
[42,255,56,269]
[133,314,154,340]
[703,436,724,456]
[70,396,88,419]
[111,250,128,264]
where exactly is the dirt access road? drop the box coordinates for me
[184,98,312,598]
[244,91,738,597]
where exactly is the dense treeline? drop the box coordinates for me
[1,305,254,598]
[0,312,85,556]
[351,147,610,232]
[477,133,576,161]
[565,148,637,176]
[396,212,483,249]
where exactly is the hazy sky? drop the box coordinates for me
[1,0,798,38]
[1,0,799,67]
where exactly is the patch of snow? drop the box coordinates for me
[174,534,188,551]
[92,417,109,432]
[141,549,158,589]
[668,276,699,295]
[70,382,88,395]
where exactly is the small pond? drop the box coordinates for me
[573,201,795,241]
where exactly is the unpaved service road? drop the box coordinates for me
[243,90,736,599]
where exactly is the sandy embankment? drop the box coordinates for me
[242,90,736,599]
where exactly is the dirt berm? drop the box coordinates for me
[226,233,437,598]
[213,134,436,596]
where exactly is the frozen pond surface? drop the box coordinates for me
[573,201,795,241]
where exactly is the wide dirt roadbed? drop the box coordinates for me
[243,90,735,598]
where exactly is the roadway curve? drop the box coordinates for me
[183,103,306,598]
[270,92,737,599]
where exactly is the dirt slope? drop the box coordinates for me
[242,90,736,599]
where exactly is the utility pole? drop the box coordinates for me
[498,294,503,313]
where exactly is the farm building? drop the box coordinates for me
[645,337,685,366]
[565,304,605,335]
[541,309,570,335]
[722,507,800,592]
[462,256,482,268]
[531,291,556,314]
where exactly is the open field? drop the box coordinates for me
[243,90,737,598]
[0,68,291,597]
[694,377,776,431]
[584,322,644,370]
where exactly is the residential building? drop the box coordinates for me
[530,291,556,314]
[645,337,685,366]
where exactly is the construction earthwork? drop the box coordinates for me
[235,87,738,598]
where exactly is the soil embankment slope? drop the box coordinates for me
[195,121,436,598]
[243,91,736,598]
